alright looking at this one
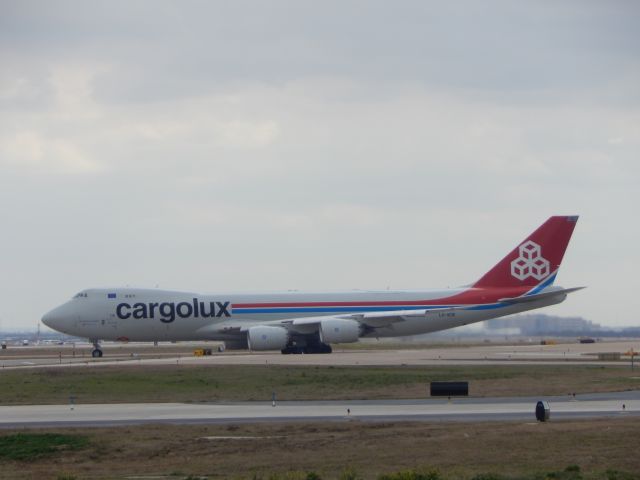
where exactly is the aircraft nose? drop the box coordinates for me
[42,305,70,332]
[41,309,57,329]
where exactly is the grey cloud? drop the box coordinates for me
[4,1,639,104]
[0,1,639,328]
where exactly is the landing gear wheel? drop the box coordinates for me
[308,343,332,354]
[91,348,103,358]
[281,345,305,355]
[295,343,333,354]
[281,342,332,354]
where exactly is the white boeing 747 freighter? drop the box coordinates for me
[42,216,583,357]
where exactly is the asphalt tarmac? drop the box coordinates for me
[1,391,638,428]
[1,340,639,369]
[2,343,639,428]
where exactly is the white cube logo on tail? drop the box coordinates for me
[510,241,550,281]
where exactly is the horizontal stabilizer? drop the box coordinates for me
[498,287,585,304]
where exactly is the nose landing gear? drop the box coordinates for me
[90,339,103,358]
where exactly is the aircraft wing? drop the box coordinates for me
[276,307,468,332]
[284,312,413,331]
[201,305,470,336]
[198,287,585,338]
[200,287,585,335]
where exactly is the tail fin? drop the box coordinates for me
[472,216,578,289]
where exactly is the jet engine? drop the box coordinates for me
[247,326,289,351]
[319,319,361,344]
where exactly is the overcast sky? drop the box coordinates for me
[1,1,639,330]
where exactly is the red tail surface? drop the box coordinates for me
[472,216,578,289]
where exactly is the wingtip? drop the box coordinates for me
[565,286,587,294]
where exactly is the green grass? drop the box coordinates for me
[0,433,88,461]
[0,364,638,404]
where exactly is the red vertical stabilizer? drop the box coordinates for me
[472,216,578,289]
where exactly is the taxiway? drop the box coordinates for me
[0,391,637,428]
[1,340,638,369]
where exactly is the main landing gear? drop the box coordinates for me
[281,342,332,355]
[90,339,103,358]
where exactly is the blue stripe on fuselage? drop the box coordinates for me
[466,303,506,311]
[232,305,452,314]
[232,303,510,314]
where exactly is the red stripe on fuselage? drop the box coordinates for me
[232,287,530,308]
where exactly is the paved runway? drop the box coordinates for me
[1,340,639,369]
[1,391,637,428]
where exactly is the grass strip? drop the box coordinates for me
[0,433,89,461]
[0,364,638,404]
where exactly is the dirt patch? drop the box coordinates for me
[0,418,638,479]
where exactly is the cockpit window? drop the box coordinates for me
[73,292,88,299]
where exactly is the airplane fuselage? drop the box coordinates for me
[44,286,566,343]
[41,216,581,354]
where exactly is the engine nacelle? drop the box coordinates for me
[319,319,361,344]
[247,326,289,351]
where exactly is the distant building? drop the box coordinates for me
[485,314,601,335]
